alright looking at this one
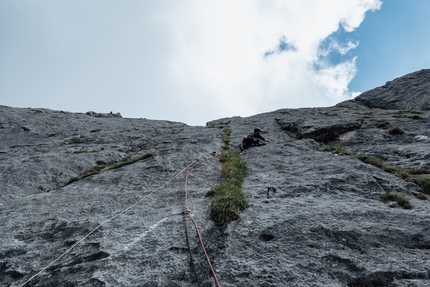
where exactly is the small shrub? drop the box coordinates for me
[379,191,398,202]
[423,178,430,194]
[396,195,412,209]
[414,193,427,200]
[389,126,405,135]
[410,115,423,120]
[379,191,411,209]
[407,176,430,194]
[376,120,389,128]
[393,110,422,119]
[357,154,387,170]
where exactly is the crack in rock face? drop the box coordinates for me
[1,69,430,286]
[259,233,275,241]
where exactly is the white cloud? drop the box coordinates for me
[0,0,382,125]
[154,0,382,122]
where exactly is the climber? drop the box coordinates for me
[240,128,270,151]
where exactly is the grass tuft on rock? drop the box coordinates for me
[357,154,430,194]
[67,152,154,184]
[219,151,247,185]
[389,126,405,135]
[70,137,85,144]
[357,154,408,176]
[376,120,389,128]
[206,151,249,225]
[407,176,430,194]
[379,190,411,209]
[322,144,352,155]
[414,193,427,200]
[393,110,423,119]
[222,125,232,145]
[357,154,389,171]
[207,125,249,226]
[221,124,233,150]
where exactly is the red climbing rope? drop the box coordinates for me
[182,155,222,287]
[18,153,220,287]
[186,211,222,287]
[182,167,201,286]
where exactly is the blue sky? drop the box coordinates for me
[346,1,430,92]
[0,1,429,125]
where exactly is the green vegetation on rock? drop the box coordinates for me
[393,110,423,119]
[357,154,391,171]
[379,190,411,209]
[70,137,84,144]
[375,120,389,128]
[67,152,154,185]
[407,176,430,194]
[414,192,427,200]
[74,149,99,154]
[218,124,232,150]
[362,111,374,118]
[357,154,430,195]
[322,144,352,155]
[207,125,249,226]
[389,126,405,135]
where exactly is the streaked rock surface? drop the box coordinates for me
[1,69,430,286]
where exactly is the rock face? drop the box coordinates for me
[1,70,430,287]
[339,69,430,111]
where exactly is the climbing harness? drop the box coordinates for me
[18,153,221,287]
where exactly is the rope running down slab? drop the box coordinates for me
[183,158,222,287]
[19,154,218,287]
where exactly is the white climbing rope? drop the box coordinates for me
[18,154,215,287]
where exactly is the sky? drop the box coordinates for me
[1,1,429,126]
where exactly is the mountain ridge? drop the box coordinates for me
[1,69,430,286]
